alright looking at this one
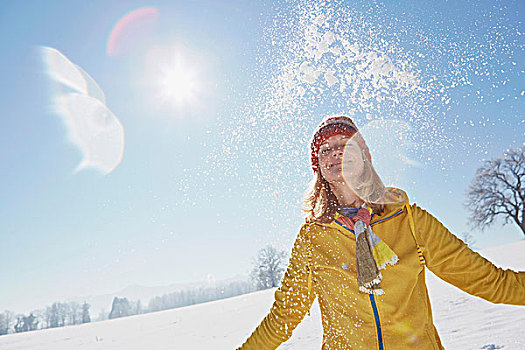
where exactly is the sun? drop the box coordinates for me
[145,46,203,110]
[158,56,199,106]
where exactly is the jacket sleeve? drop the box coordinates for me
[411,204,525,305]
[238,224,316,349]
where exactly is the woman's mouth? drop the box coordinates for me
[328,160,353,169]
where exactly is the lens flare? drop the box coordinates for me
[341,128,410,205]
[41,47,124,174]
[107,7,159,57]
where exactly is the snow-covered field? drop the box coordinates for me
[1,241,523,350]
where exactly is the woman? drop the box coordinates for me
[238,116,525,350]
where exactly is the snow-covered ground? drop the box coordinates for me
[0,241,523,350]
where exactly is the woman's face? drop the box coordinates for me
[318,134,365,184]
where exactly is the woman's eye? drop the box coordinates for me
[321,148,330,155]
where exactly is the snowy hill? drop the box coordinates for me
[66,275,250,318]
[0,241,523,350]
[425,240,525,350]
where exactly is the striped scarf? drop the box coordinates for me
[337,207,399,295]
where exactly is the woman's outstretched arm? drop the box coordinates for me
[238,224,316,349]
[411,204,525,305]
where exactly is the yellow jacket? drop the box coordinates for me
[239,189,525,350]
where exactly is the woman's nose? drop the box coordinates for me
[331,146,343,157]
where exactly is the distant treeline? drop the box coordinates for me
[0,279,257,336]
[148,280,256,312]
[1,246,287,336]
[0,301,91,335]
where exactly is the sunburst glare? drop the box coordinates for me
[145,46,203,111]
[158,56,199,106]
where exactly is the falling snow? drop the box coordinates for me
[177,0,523,235]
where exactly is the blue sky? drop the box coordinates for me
[1,0,523,313]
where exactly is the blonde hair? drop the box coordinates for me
[303,141,386,223]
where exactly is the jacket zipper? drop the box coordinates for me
[368,211,402,350]
[369,294,384,350]
[334,209,402,350]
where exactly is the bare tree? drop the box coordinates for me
[0,311,15,335]
[48,303,59,328]
[14,313,38,333]
[250,245,287,290]
[32,309,46,330]
[27,314,38,331]
[47,302,68,328]
[0,314,7,336]
[68,302,80,325]
[466,146,524,236]
[108,297,133,319]
[58,303,68,327]
[81,302,91,324]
